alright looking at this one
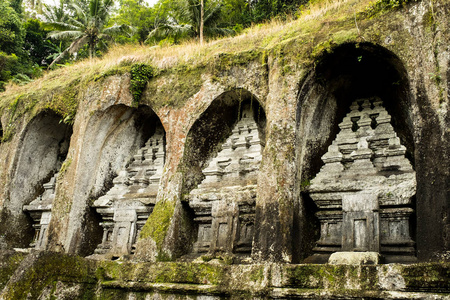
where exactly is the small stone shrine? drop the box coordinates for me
[308,98,416,262]
[93,129,165,257]
[23,174,58,250]
[188,105,264,256]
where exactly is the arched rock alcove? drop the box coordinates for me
[0,110,73,248]
[59,104,165,256]
[295,43,416,263]
[181,89,266,259]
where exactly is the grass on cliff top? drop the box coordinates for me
[0,0,400,108]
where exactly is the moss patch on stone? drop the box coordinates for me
[1,252,98,300]
[139,200,175,254]
[144,64,205,109]
[1,252,449,299]
[0,251,27,291]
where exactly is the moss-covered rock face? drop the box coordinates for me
[0,0,449,296]
[0,252,449,299]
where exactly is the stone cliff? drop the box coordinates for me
[0,0,449,298]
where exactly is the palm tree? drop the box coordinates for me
[147,0,232,43]
[42,1,68,24]
[46,0,130,67]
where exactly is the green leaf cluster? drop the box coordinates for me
[130,63,155,105]
[45,0,132,67]
[0,1,25,56]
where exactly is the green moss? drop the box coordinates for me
[1,94,22,142]
[0,252,27,290]
[364,0,419,17]
[139,199,175,256]
[45,78,80,125]
[400,263,450,291]
[59,157,72,175]
[213,50,261,73]
[1,252,98,300]
[152,262,223,285]
[310,29,358,60]
[284,265,379,291]
[93,65,132,82]
[2,252,449,298]
[300,179,311,191]
[249,268,265,282]
[130,63,155,106]
[145,64,204,109]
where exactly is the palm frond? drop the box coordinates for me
[48,30,84,40]
[89,0,101,17]
[42,2,67,23]
[103,24,132,35]
[66,15,87,29]
[70,2,88,25]
[204,1,222,26]
[147,23,194,41]
[45,21,82,31]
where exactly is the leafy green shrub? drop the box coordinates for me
[0,51,18,91]
[130,63,155,106]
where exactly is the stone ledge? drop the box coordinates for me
[328,251,380,265]
[1,252,449,299]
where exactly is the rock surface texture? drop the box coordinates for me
[0,0,449,298]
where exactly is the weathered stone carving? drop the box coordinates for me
[92,129,165,256]
[188,105,264,256]
[23,174,58,250]
[308,98,416,261]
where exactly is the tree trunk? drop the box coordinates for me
[89,42,93,60]
[200,0,204,45]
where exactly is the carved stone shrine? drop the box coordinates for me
[23,174,58,250]
[92,129,165,256]
[308,98,416,262]
[188,105,264,256]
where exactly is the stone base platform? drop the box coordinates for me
[1,251,449,299]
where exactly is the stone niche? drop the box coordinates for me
[7,111,72,250]
[92,127,165,257]
[308,98,416,263]
[187,104,264,257]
